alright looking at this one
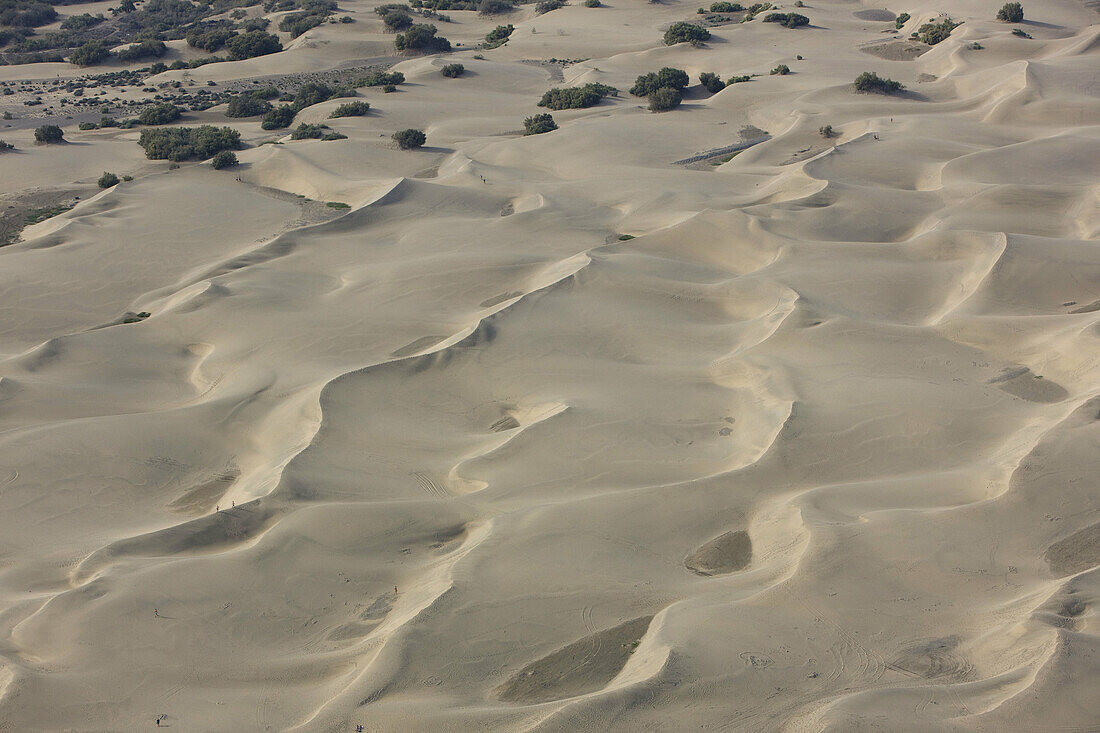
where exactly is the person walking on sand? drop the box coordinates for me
[394,585,398,595]
[154,608,160,618]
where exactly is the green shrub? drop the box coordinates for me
[484,23,513,46]
[362,70,405,86]
[762,11,808,27]
[60,13,105,30]
[326,201,350,208]
[226,30,282,60]
[710,1,742,10]
[280,10,326,36]
[997,2,1023,22]
[441,62,464,77]
[727,74,751,83]
[98,171,120,188]
[383,83,397,92]
[916,18,960,45]
[537,82,616,109]
[477,0,513,14]
[138,125,241,160]
[261,104,296,129]
[382,8,413,30]
[584,0,600,6]
[34,124,64,143]
[853,71,903,94]
[630,67,689,96]
[770,64,789,75]
[819,124,837,138]
[0,140,13,151]
[894,12,909,28]
[138,103,181,125]
[523,112,557,135]
[186,26,236,51]
[226,93,272,117]
[1011,27,1031,37]
[79,121,98,130]
[535,0,563,12]
[2,2,58,27]
[70,41,111,66]
[393,128,426,149]
[117,39,167,62]
[329,100,370,117]
[699,71,725,93]
[664,22,710,45]
[648,86,682,111]
[290,122,329,139]
[395,23,451,52]
[211,150,238,168]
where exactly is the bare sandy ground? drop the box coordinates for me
[1,0,1099,730]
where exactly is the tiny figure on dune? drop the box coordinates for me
[394,585,398,595]
[356,725,364,732]
[154,608,160,618]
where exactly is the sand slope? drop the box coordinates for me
[1,0,1099,730]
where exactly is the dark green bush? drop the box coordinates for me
[699,71,725,93]
[916,17,960,44]
[584,0,600,6]
[138,125,240,160]
[727,74,751,83]
[630,67,689,97]
[226,30,282,59]
[382,8,413,30]
[226,93,272,117]
[34,124,64,143]
[537,82,616,110]
[292,82,334,109]
[997,2,1022,22]
[60,13,105,30]
[395,23,451,52]
[70,40,111,66]
[710,1,742,10]
[0,1,57,28]
[819,124,837,138]
[261,104,296,129]
[441,62,464,77]
[1011,27,1031,37]
[770,64,789,75]
[138,102,181,125]
[290,122,329,139]
[762,11,808,27]
[663,22,710,45]
[329,100,370,117]
[853,71,904,94]
[648,86,682,111]
[279,10,325,37]
[98,171,120,188]
[0,140,13,151]
[362,70,405,86]
[523,112,557,135]
[484,23,512,46]
[535,0,563,12]
[393,128,426,149]
[894,12,909,28]
[79,121,98,130]
[211,150,238,168]
[477,0,513,14]
[186,26,236,51]
[117,39,167,62]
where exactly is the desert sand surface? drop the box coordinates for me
[1,0,1099,729]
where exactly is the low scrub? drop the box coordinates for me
[699,71,725,93]
[211,150,238,168]
[762,11,807,27]
[915,17,960,45]
[329,100,370,117]
[663,22,710,45]
[98,171,120,188]
[393,128,426,149]
[484,23,513,47]
[138,102,181,125]
[226,93,273,118]
[441,62,464,77]
[537,82,616,110]
[395,23,451,52]
[853,71,904,94]
[648,87,682,111]
[523,112,557,135]
[630,67,688,97]
[138,125,241,161]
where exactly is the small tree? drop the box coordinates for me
[997,2,1023,22]
[395,24,452,52]
[441,63,465,77]
[853,71,904,94]
[211,150,238,169]
[34,124,65,144]
[699,72,725,94]
[664,22,711,45]
[393,128,426,149]
[98,172,120,188]
[648,87,682,111]
[523,113,557,135]
[630,67,689,97]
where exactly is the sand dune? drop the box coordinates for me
[1,0,1099,729]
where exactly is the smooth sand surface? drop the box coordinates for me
[1,0,1099,730]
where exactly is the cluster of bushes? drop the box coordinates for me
[0,139,14,151]
[537,82,616,110]
[741,2,772,20]
[138,101,181,124]
[60,13,106,31]
[535,0,563,13]
[663,22,710,45]
[584,0,600,7]
[894,12,909,29]
[853,71,903,94]
[278,0,337,38]
[211,150,237,168]
[770,63,789,75]
[226,91,273,117]
[186,25,237,51]
[0,0,57,29]
[392,128,425,149]
[378,3,414,30]
[410,0,477,9]
[290,122,345,140]
[630,67,688,97]
[699,71,724,93]
[648,87,681,112]
[98,171,120,188]
[484,23,512,47]
[523,113,556,135]
[477,0,513,14]
[227,29,282,57]
[260,81,355,129]
[762,11,807,27]
[707,2,742,11]
[70,40,112,66]
[441,62,464,76]
[395,23,451,52]
[116,38,168,62]
[360,69,405,86]
[138,124,240,160]
[914,17,960,45]
[997,2,1023,22]
[329,100,369,117]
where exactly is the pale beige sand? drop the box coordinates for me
[1,0,1099,730]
